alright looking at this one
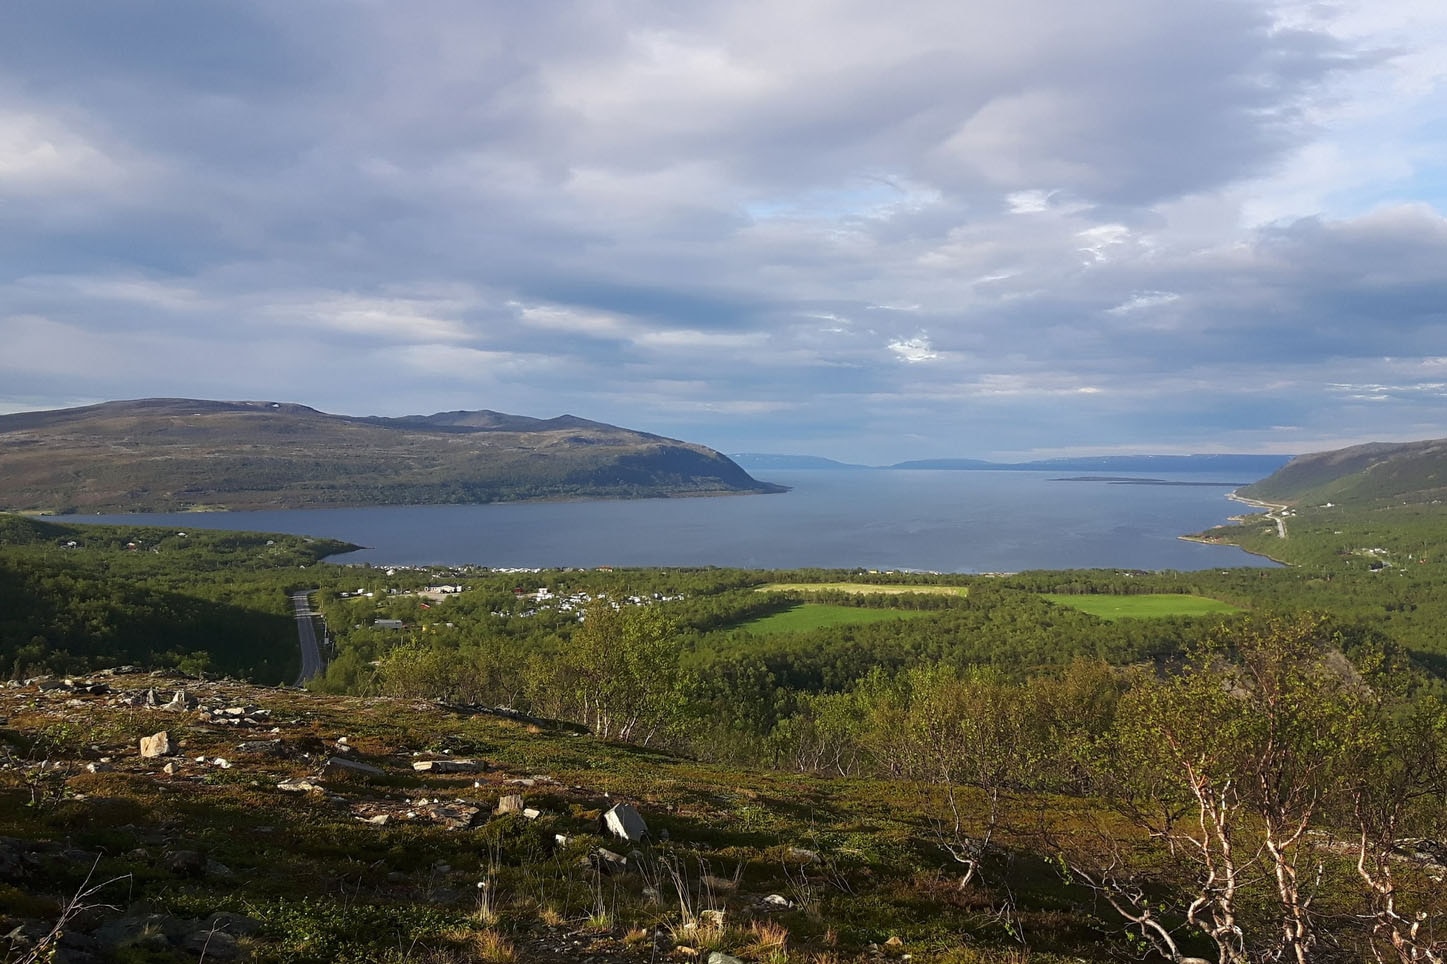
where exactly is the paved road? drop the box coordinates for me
[291,590,324,685]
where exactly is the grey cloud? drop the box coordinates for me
[1,1,1439,460]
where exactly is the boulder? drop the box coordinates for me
[163,849,207,877]
[321,756,384,778]
[603,802,648,842]
[412,758,485,773]
[139,731,170,758]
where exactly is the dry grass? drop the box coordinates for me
[470,928,516,963]
[744,919,791,963]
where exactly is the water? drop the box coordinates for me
[63,469,1277,572]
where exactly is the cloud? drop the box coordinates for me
[888,336,939,364]
[0,0,1443,461]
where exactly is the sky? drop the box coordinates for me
[3,1,1446,464]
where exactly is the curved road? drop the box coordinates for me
[290,590,324,685]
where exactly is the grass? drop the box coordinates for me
[759,583,969,597]
[1041,593,1241,620]
[0,670,1138,963]
[739,603,935,635]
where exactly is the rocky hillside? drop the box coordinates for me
[1,669,1095,964]
[0,399,784,513]
[1239,437,1447,507]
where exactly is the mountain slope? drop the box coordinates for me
[0,398,784,513]
[1239,438,1447,507]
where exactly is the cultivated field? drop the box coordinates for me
[1042,592,1241,620]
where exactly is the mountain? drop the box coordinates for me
[890,454,1293,475]
[728,453,874,470]
[731,453,1292,475]
[0,398,785,513]
[1239,437,1447,507]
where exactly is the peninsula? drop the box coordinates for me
[0,398,785,513]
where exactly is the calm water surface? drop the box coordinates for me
[69,470,1276,572]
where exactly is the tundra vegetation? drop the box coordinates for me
[2,497,1447,962]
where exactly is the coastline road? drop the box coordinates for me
[291,590,324,685]
[1227,493,1289,539]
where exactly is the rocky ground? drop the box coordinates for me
[1,670,982,964]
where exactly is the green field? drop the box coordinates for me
[758,581,968,596]
[1042,593,1241,620]
[740,602,934,634]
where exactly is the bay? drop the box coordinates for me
[65,469,1277,573]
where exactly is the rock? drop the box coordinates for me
[496,794,525,814]
[589,847,628,874]
[139,731,171,758]
[85,762,112,773]
[425,803,480,830]
[522,808,542,820]
[321,756,384,777]
[701,874,738,894]
[361,814,389,825]
[707,952,744,964]
[762,893,793,908]
[412,758,485,773]
[277,778,322,792]
[164,849,207,877]
[160,690,193,711]
[182,929,239,960]
[603,802,648,842]
[237,740,285,756]
[163,762,178,775]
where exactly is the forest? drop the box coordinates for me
[2,504,1446,961]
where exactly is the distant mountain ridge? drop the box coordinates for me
[732,452,1292,476]
[1240,437,1447,507]
[0,398,783,513]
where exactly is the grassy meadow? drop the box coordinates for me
[1041,592,1242,620]
[736,602,935,634]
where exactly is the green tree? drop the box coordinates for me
[560,603,689,745]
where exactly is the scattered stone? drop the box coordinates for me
[412,758,485,773]
[701,874,738,894]
[321,756,384,777]
[85,762,112,773]
[421,801,480,830]
[603,802,648,842]
[164,849,207,877]
[163,762,178,775]
[139,731,171,758]
[160,690,194,711]
[496,794,525,814]
[522,808,542,820]
[277,778,322,792]
[182,929,239,960]
[237,739,284,756]
[590,847,628,874]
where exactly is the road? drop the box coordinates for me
[1227,493,1289,539]
[290,590,324,685]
